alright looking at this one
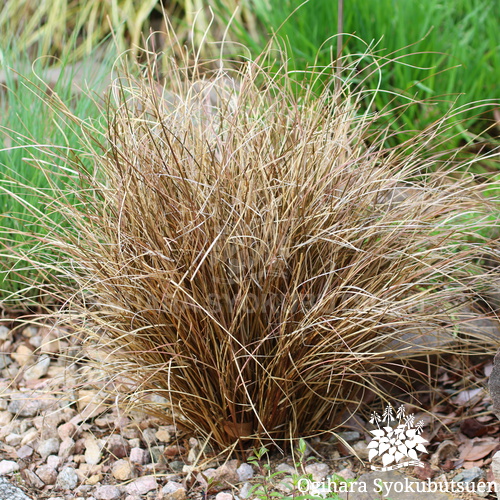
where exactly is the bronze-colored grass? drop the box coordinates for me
[22,38,500,452]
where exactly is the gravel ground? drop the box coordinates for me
[0,322,499,500]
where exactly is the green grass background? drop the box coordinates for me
[219,0,499,141]
[0,50,113,305]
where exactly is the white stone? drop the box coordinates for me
[275,463,295,474]
[187,447,198,463]
[141,427,157,445]
[305,462,330,481]
[237,463,254,482]
[28,335,42,349]
[5,433,22,446]
[239,482,253,499]
[124,476,158,496]
[16,445,33,460]
[275,477,294,493]
[128,437,141,447]
[0,326,10,340]
[129,447,149,465]
[46,455,61,469]
[196,468,217,489]
[215,493,233,500]
[24,354,51,380]
[0,460,19,475]
[84,436,102,465]
[40,328,62,354]
[336,467,356,480]
[492,451,500,500]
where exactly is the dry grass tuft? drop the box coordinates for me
[24,40,500,451]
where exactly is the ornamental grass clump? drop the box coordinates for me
[32,44,499,451]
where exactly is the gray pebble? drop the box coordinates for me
[95,485,121,500]
[5,433,22,446]
[56,466,79,490]
[0,477,32,500]
[141,428,157,445]
[37,437,61,459]
[336,431,361,443]
[8,394,45,417]
[162,481,186,499]
[16,445,33,460]
[276,463,295,475]
[237,463,254,482]
[452,466,484,483]
[305,462,330,481]
[0,354,11,370]
[0,326,10,341]
[23,354,51,380]
[150,445,165,463]
[239,482,253,499]
[129,447,149,465]
[58,437,76,458]
[169,460,185,472]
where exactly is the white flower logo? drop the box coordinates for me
[367,404,427,470]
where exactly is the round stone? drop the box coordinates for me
[56,466,79,490]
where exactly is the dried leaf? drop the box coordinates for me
[460,418,489,438]
[459,438,498,462]
[452,388,483,406]
[463,460,484,468]
[476,415,495,423]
